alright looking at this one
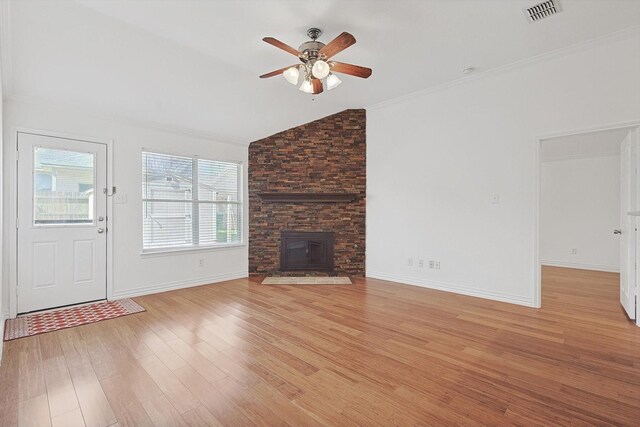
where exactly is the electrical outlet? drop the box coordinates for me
[428,260,435,269]
[435,261,441,270]
[407,258,413,266]
[198,258,205,267]
[571,248,577,255]
[418,260,425,268]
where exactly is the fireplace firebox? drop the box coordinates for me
[280,231,334,272]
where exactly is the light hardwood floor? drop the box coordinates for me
[1,266,639,426]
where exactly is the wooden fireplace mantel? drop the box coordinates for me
[257,193,357,203]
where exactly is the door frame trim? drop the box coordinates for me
[9,127,114,318]
[533,119,640,317]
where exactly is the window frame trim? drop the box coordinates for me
[32,145,98,227]
[141,149,244,252]
[140,242,246,257]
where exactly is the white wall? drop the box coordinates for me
[366,31,640,307]
[2,100,248,316]
[0,62,4,362]
[540,155,620,272]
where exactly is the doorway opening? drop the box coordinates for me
[536,124,640,322]
[11,130,113,316]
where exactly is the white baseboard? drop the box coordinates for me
[540,260,619,273]
[366,271,536,307]
[111,271,248,299]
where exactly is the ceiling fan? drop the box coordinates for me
[260,28,372,95]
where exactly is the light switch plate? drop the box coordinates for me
[114,193,127,204]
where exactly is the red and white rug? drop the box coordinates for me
[3,298,145,341]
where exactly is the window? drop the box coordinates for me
[33,147,95,225]
[142,151,242,251]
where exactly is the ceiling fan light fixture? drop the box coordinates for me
[326,73,342,90]
[283,66,300,85]
[311,60,330,79]
[260,29,371,95]
[299,79,313,94]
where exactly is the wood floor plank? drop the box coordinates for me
[165,338,227,382]
[0,342,20,427]
[17,337,46,402]
[18,394,51,427]
[51,408,86,427]
[42,355,80,418]
[137,354,200,414]
[208,377,292,427]
[141,395,189,427]
[99,374,154,427]
[2,267,640,425]
[172,365,255,427]
[180,406,224,427]
[65,359,117,427]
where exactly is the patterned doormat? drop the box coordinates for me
[262,277,352,285]
[3,298,145,341]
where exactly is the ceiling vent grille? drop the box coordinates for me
[524,0,560,22]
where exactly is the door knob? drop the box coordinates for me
[98,216,104,222]
[97,228,105,234]
[614,229,622,235]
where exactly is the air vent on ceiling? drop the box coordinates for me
[524,0,561,23]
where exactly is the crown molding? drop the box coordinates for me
[5,95,248,146]
[367,24,640,112]
[0,0,12,97]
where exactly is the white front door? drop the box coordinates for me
[620,130,636,320]
[17,132,108,313]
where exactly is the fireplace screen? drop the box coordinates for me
[280,231,334,272]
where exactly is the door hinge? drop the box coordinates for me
[16,217,19,229]
[16,150,19,162]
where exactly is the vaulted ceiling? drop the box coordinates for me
[2,0,639,143]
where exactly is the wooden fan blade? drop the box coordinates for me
[319,32,356,59]
[312,79,323,94]
[259,65,298,79]
[330,61,372,78]
[262,37,300,57]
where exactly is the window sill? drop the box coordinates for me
[140,243,246,257]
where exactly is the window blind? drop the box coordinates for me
[142,151,242,250]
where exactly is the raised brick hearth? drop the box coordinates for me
[248,109,366,276]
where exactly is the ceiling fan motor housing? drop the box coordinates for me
[298,41,326,61]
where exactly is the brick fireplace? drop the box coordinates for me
[248,109,366,276]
